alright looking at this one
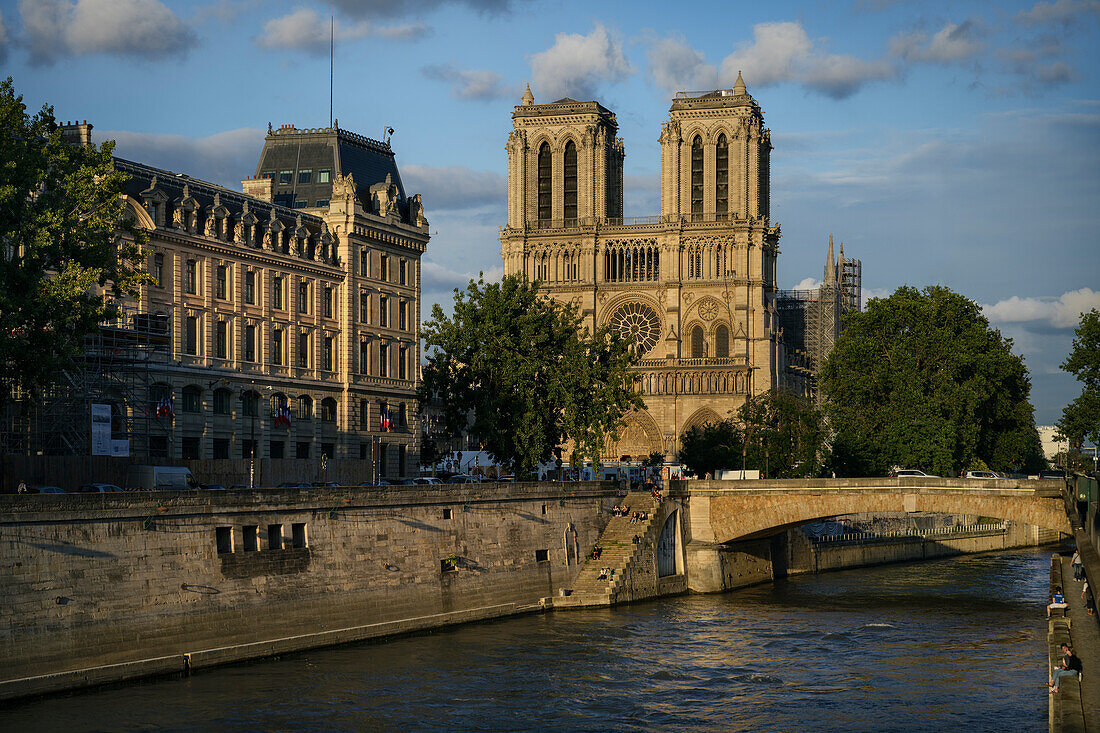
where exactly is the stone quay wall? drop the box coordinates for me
[0,482,619,701]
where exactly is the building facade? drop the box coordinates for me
[500,76,788,459]
[2,122,428,478]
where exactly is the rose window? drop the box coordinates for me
[611,302,661,355]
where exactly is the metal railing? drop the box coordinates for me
[810,523,1007,544]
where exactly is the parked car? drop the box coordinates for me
[79,483,125,493]
[31,485,66,494]
[311,482,341,487]
[278,481,310,488]
[1040,471,1066,479]
[359,480,391,487]
[414,477,443,485]
[964,470,1000,479]
[124,465,198,492]
[200,484,227,491]
[889,469,937,478]
[497,475,516,482]
[229,484,249,490]
[446,474,479,484]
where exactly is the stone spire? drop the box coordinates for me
[825,233,836,284]
[521,83,534,106]
[733,70,746,96]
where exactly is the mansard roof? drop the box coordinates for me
[254,124,406,206]
[115,157,325,234]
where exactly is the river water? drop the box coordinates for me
[2,548,1052,732]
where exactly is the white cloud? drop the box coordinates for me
[982,288,1100,329]
[401,165,506,211]
[529,23,633,101]
[1016,0,1100,26]
[21,0,196,65]
[792,277,822,290]
[254,8,425,54]
[889,20,985,64]
[421,64,512,100]
[103,128,266,189]
[646,22,895,100]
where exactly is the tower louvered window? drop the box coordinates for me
[716,134,729,216]
[537,143,552,222]
[690,136,703,216]
[563,141,578,222]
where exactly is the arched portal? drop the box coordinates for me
[656,510,682,577]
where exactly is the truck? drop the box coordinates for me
[124,465,199,492]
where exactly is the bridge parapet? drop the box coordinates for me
[672,477,1063,497]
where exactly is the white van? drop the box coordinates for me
[124,465,199,491]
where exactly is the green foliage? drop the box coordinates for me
[1056,309,1100,449]
[418,274,641,477]
[0,77,148,403]
[642,450,666,468]
[677,390,827,478]
[819,285,1046,477]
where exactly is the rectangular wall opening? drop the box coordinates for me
[215,526,233,554]
[535,549,549,563]
[443,508,452,520]
[242,525,258,552]
[268,523,283,550]
[292,522,308,548]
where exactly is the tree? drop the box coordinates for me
[1056,309,1100,457]
[739,390,828,478]
[678,419,742,479]
[677,390,827,479]
[418,274,641,477]
[0,77,148,404]
[818,286,1045,477]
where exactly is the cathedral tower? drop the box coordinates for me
[505,84,625,230]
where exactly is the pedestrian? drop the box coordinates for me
[1072,549,1083,581]
[1083,579,1095,616]
[17,479,27,494]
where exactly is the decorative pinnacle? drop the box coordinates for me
[734,70,746,95]
[521,82,534,106]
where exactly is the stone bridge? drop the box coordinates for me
[668,477,1071,592]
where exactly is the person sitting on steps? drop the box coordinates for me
[1049,643,1083,694]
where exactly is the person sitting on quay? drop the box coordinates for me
[1049,643,1083,694]
[1048,586,1068,617]
[590,546,603,561]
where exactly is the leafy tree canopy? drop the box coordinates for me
[0,77,147,403]
[818,286,1045,477]
[418,274,641,477]
[1056,308,1100,449]
[677,390,827,478]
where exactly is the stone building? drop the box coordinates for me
[500,75,790,460]
[2,122,427,478]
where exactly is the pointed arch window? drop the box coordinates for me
[716,325,729,358]
[563,140,578,222]
[537,143,552,222]
[691,326,704,358]
[716,134,729,217]
[690,136,703,216]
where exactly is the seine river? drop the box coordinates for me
[2,548,1051,732]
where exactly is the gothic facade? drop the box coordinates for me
[501,76,791,460]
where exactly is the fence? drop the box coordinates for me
[810,523,1007,544]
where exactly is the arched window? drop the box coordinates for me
[691,326,704,358]
[321,397,337,423]
[213,388,233,415]
[182,385,202,413]
[298,394,313,421]
[716,325,729,358]
[716,134,729,216]
[537,142,552,222]
[690,136,703,216]
[563,140,578,222]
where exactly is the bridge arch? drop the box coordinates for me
[688,480,1073,544]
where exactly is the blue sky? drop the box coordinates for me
[3,0,1098,424]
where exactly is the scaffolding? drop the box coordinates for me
[1,304,170,457]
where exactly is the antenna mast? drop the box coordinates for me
[329,16,334,127]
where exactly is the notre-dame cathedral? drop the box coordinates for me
[500,74,854,462]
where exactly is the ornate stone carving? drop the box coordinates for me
[698,297,720,321]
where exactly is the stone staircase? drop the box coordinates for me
[554,490,663,608]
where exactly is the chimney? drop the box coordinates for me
[60,120,94,147]
[242,176,273,203]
